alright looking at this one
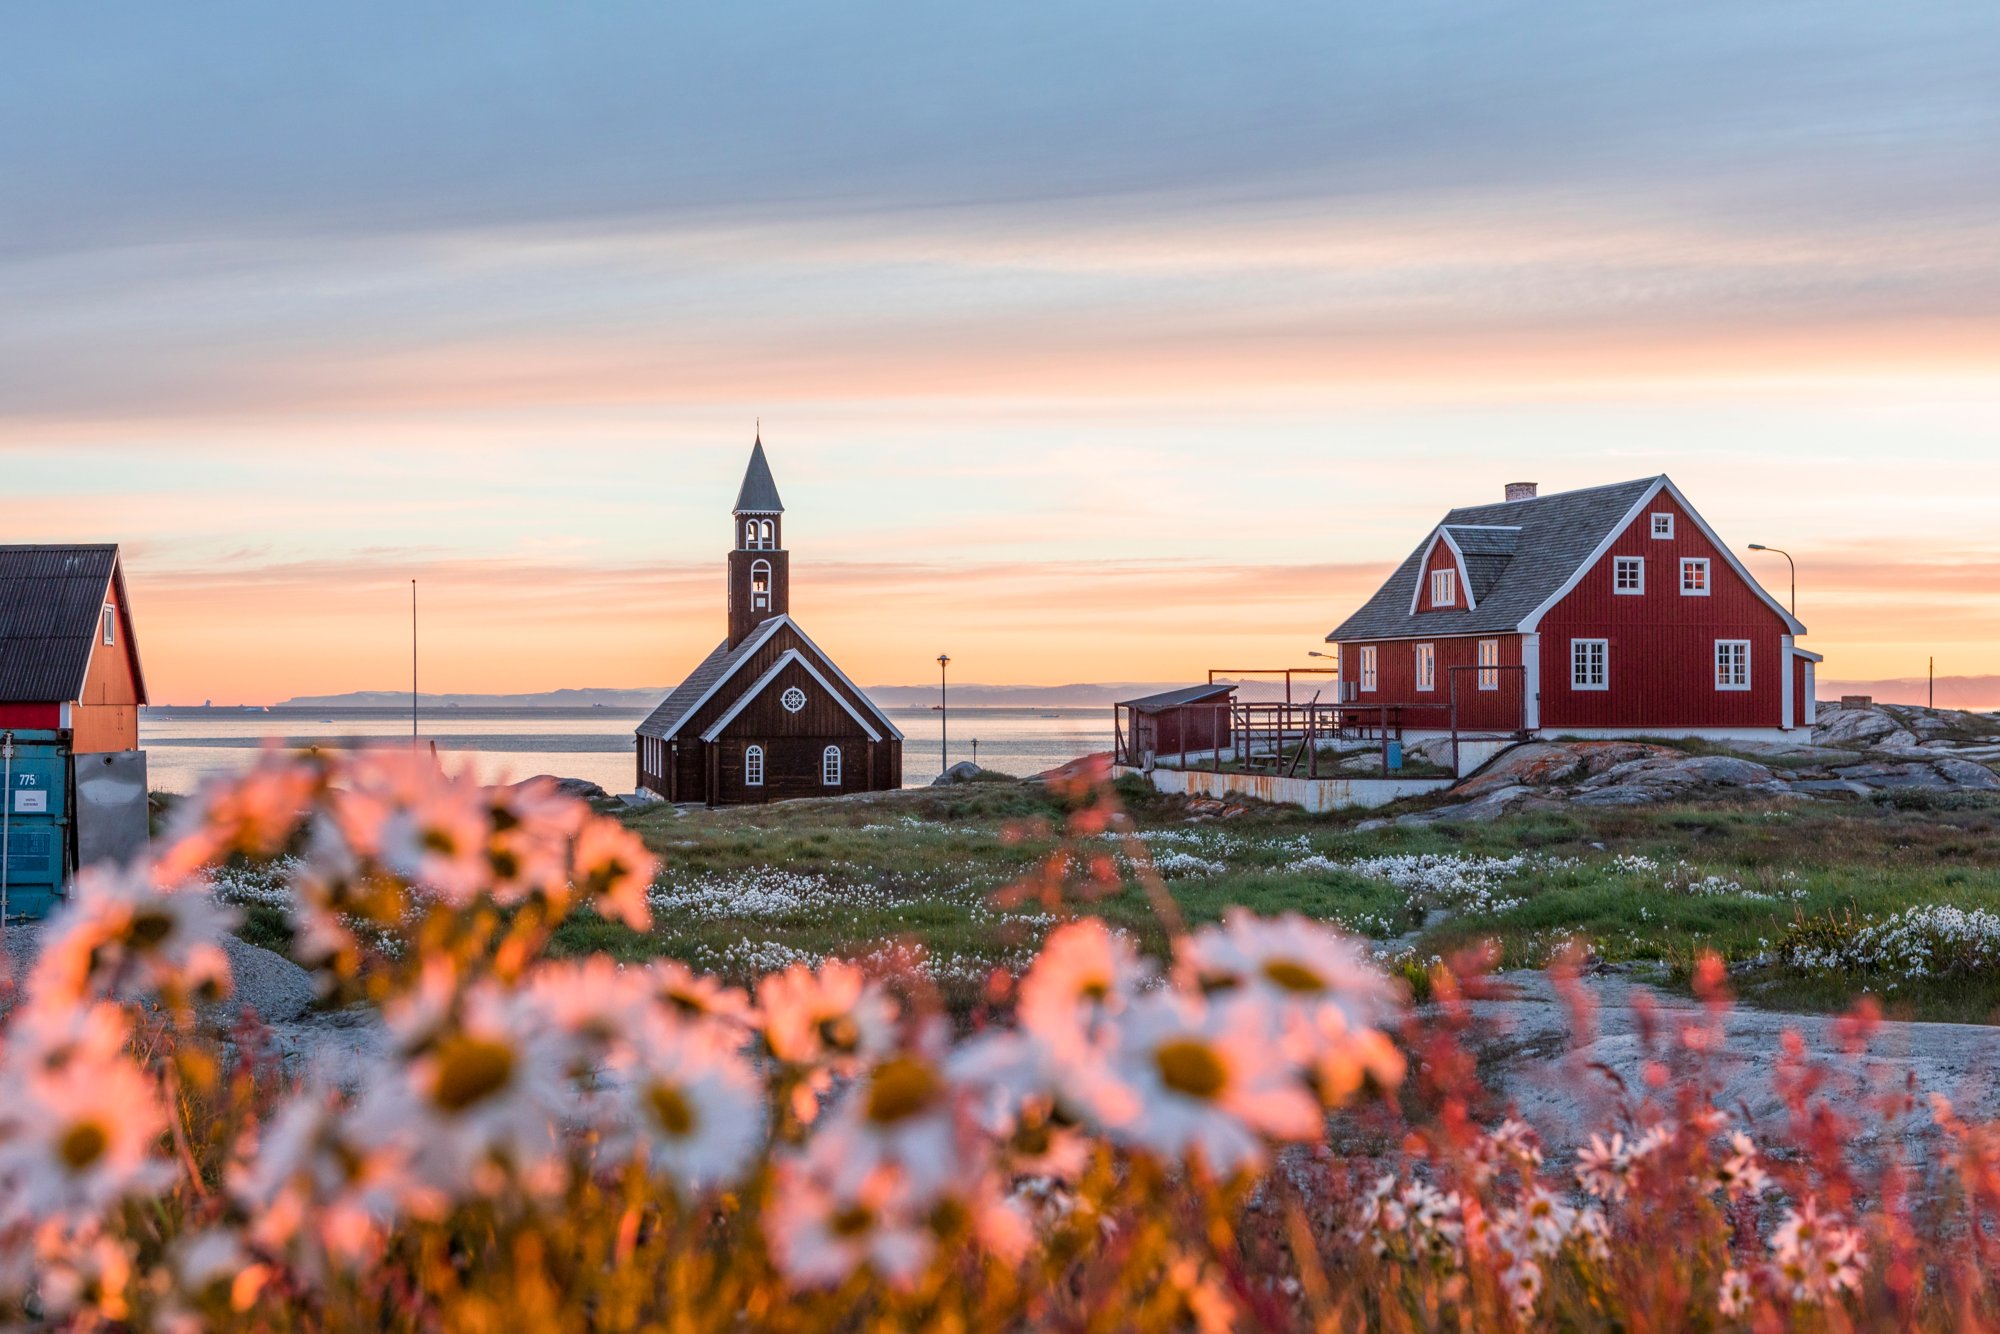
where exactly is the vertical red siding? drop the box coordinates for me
[1537,490,1789,731]
[1334,634,1525,732]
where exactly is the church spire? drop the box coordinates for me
[734,433,784,514]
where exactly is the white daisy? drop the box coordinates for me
[0,1049,172,1225]
[602,1011,765,1193]
[1104,989,1322,1172]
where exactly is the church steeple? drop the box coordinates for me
[727,432,789,647]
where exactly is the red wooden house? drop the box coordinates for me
[634,438,903,804]
[0,545,148,752]
[1326,478,1817,742]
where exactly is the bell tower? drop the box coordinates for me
[727,432,789,647]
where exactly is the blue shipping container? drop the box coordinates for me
[1,730,69,921]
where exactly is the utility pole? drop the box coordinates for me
[936,654,951,777]
[412,580,419,740]
[1930,656,1935,710]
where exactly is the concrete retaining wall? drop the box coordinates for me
[1118,765,1455,814]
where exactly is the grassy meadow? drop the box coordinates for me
[533,776,2000,1024]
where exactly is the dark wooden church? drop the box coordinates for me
[634,438,903,804]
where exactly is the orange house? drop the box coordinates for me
[0,545,148,753]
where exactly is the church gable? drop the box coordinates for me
[701,650,884,742]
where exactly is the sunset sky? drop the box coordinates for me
[5,4,1997,704]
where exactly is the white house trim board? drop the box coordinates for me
[701,649,885,743]
[1521,633,1541,729]
[1517,477,1806,637]
[1779,634,1795,730]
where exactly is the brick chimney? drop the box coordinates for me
[1505,482,1538,502]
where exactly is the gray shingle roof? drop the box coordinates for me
[0,545,122,703]
[1327,478,1662,641]
[733,439,784,513]
[1118,683,1235,713]
[635,627,773,740]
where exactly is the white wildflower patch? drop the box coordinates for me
[1785,904,2000,980]
[1295,852,1553,916]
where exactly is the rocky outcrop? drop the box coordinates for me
[1394,702,2000,824]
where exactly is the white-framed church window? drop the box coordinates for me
[821,745,842,786]
[781,686,807,713]
[751,559,771,611]
[745,744,765,786]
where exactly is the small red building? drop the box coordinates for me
[1327,478,1816,742]
[1115,683,1235,767]
[0,545,148,751]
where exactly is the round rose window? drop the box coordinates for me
[780,686,808,713]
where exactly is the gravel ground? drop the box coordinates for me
[1,921,317,1024]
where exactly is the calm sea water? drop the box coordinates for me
[137,707,1113,796]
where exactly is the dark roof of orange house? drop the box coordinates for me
[0,545,144,704]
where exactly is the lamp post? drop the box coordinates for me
[1747,545,1795,617]
[936,654,950,777]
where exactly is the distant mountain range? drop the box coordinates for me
[196,674,2000,713]
[264,682,1236,710]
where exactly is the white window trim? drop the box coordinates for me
[1650,513,1675,540]
[745,744,765,786]
[1571,638,1610,691]
[821,744,842,786]
[1612,556,1645,595]
[1430,568,1456,609]
[1715,640,1752,692]
[1414,643,1436,692]
[101,604,116,646]
[1680,557,1711,596]
[1358,645,1378,693]
[1477,638,1500,691]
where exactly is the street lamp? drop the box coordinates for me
[1747,545,1795,617]
[1307,650,1334,660]
[936,654,951,777]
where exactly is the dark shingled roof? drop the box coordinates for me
[634,625,776,740]
[0,545,122,703]
[733,439,784,514]
[1118,683,1235,713]
[1327,478,1662,642]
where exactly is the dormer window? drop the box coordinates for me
[1650,513,1675,540]
[1613,556,1645,594]
[101,604,115,646]
[1430,568,1456,608]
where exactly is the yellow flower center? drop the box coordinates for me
[865,1057,942,1125]
[60,1120,110,1172]
[648,1082,697,1138]
[816,1014,861,1054]
[831,1203,874,1238]
[127,909,175,950]
[1077,975,1111,1002]
[431,1035,517,1113]
[1154,1038,1228,1100]
[1260,958,1326,994]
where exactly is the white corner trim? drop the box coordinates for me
[1779,634,1794,728]
[1789,645,1825,663]
[1521,632,1541,728]
[701,648,884,743]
